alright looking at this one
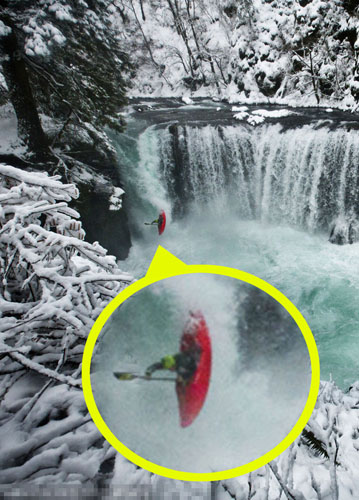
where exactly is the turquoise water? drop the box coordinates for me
[112,118,359,390]
[125,215,359,389]
[89,113,359,474]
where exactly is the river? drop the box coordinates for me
[91,100,359,474]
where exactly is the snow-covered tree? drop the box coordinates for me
[0,1,132,154]
[120,0,359,106]
[0,163,132,483]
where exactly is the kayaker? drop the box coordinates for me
[144,210,166,234]
[145,345,201,384]
[114,310,211,427]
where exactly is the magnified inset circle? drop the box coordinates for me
[83,250,319,481]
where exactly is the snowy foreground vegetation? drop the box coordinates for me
[0,164,132,483]
[0,164,359,498]
[2,0,359,161]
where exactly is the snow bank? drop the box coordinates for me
[251,109,296,118]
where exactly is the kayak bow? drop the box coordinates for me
[158,209,166,235]
[176,311,212,427]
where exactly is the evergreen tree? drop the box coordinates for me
[0,0,132,155]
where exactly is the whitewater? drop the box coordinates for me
[92,102,359,474]
[92,270,311,472]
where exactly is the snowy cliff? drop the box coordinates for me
[121,0,359,108]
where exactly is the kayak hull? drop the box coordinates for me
[158,210,166,235]
[176,311,212,427]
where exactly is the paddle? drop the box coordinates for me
[114,371,176,382]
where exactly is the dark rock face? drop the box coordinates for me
[75,181,132,261]
[255,70,283,97]
[1,149,132,262]
[236,285,303,372]
[342,0,359,15]
[329,216,359,245]
[65,146,132,261]
[335,28,357,49]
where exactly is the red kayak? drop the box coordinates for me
[176,311,212,427]
[158,210,166,235]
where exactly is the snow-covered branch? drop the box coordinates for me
[219,381,359,500]
[0,163,132,483]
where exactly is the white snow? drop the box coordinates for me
[0,163,133,484]
[234,108,296,125]
[182,96,194,105]
[0,20,12,37]
[233,111,249,121]
[122,0,358,110]
[251,108,296,118]
[218,381,359,499]
[247,115,266,126]
[232,106,249,112]
[109,186,124,211]
[48,2,75,22]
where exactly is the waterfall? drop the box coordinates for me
[153,123,359,231]
[113,112,359,388]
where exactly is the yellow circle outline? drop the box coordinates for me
[82,246,320,481]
